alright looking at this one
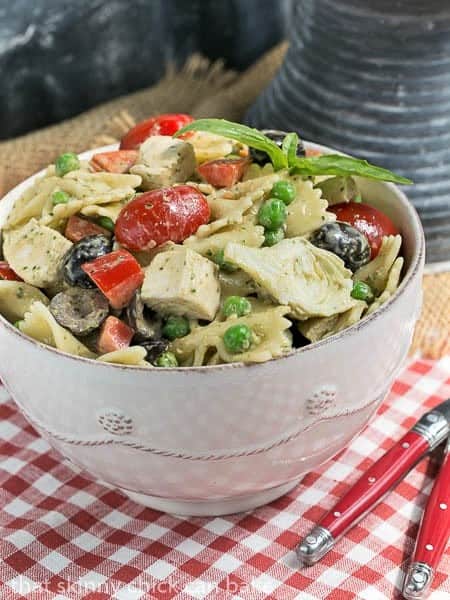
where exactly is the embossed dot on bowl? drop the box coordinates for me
[97,409,133,436]
[306,385,337,416]
[0,143,424,516]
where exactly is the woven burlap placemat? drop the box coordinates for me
[0,43,448,358]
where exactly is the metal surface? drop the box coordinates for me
[403,562,434,600]
[412,401,450,450]
[296,400,450,569]
[296,526,334,566]
[433,398,450,424]
[246,0,450,263]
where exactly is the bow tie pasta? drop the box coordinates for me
[0,118,405,367]
[0,281,49,323]
[285,178,335,237]
[170,305,292,366]
[5,169,141,232]
[18,302,95,359]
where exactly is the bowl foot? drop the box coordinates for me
[118,479,301,517]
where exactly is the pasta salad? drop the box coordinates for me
[0,115,410,367]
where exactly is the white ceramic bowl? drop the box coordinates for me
[0,144,425,516]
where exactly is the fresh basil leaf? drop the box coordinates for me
[176,118,411,185]
[175,118,288,170]
[290,155,412,185]
[281,132,299,168]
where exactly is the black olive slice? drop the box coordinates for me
[125,291,162,342]
[140,339,169,363]
[62,234,112,288]
[250,129,306,165]
[309,221,371,272]
[50,287,109,336]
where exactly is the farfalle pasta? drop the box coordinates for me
[0,116,406,367]
[4,168,140,232]
[366,256,404,315]
[80,202,125,223]
[192,172,281,239]
[170,305,292,366]
[285,178,335,237]
[184,223,265,256]
[18,302,95,359]
[353,235,402,295]
[298,300,367,343]
[98,346,149,366]
[0,281,49,323]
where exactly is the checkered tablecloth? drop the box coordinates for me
[1,358,450,600]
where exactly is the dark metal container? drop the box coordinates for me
[246,0,450,263]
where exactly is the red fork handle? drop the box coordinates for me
[297,430,430,566]
[403,442,450,599]
[413,447,450,565]
[322,430,429,538]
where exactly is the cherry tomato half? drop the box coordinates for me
[120,114,194,150]
[115,185,210,251]
[329,202,399,258]
[0,261,23,281]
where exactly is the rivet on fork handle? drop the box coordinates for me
[296,526,334,566]
[402,563,434,600]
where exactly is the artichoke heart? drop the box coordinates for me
[224,238,356,320]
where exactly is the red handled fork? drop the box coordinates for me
[296,399,450,600]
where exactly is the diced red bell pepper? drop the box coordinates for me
[177,130,195,141]
[120,114,194,150]
[305,148,323,157]
[81,249,144,310]
[90,150,139,173]
[98,316,134,354]
[197,157,249,188]
[0,261,23,281]
[65,215,111,243]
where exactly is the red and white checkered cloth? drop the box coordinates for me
[1,358,450,600]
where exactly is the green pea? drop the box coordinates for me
[51,190,70,206]
[223,324,253,354]
[97,216,115,232]
[162,315,190,340]
[13,320,23,329]
[257,198,287,230]
[212,249,237,272]
[264,227,285,247]
[154,351,178,367]
[223,296,252,318]
[55,152,80,177]
[351,281,374,302]
[271,180,296,205]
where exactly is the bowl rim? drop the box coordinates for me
[0,141,425,372]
